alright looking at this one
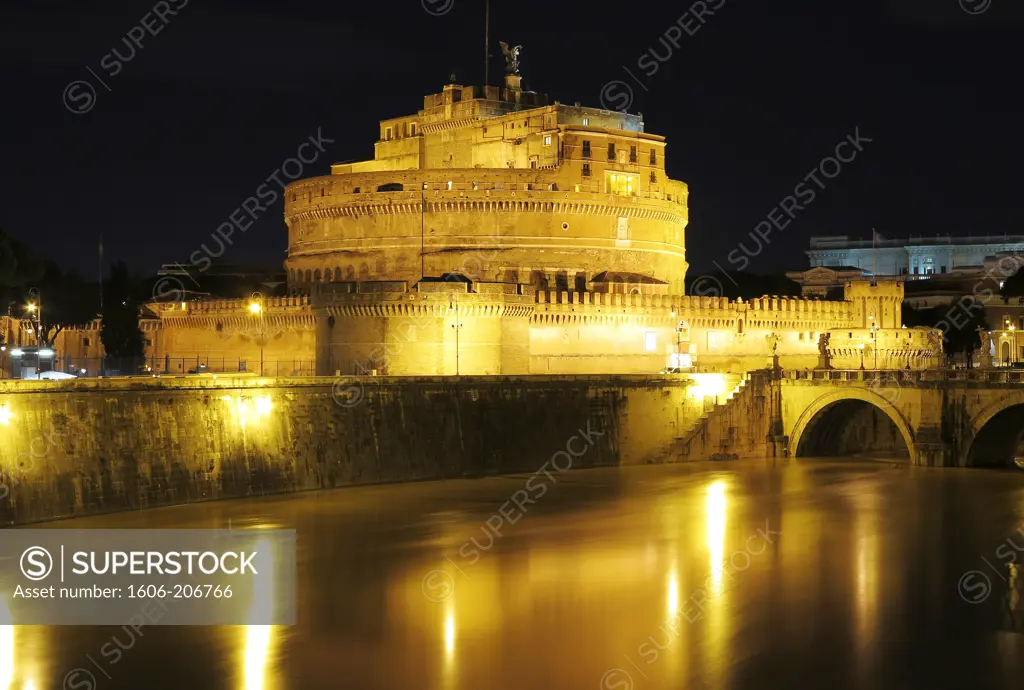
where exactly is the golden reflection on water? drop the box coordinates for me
[667,568,679,618]
[702,480,729,685]
[242,538,276,690]
[706,481,727,595]
[853,491,878,668]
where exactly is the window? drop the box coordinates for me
[83,337,90,347]
[650,149,657,165]
[384,126,392,140]
[145,339,152,347]
[630,146,637,163]
[650,170,656,183]
[582,164,591,177]
[645,332,657,352]
[582,118,589,126]
[606,172,636,196]
[410,123,417,136]
[608,143,616,160]
[941,265,946,273]
[447,181,453,190]
[544,135,552,146]
[617,217,629,242]
[582,140,591,158]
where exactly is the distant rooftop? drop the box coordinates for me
[809,235,1024,249]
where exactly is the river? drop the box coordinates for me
[4,459,1024,690]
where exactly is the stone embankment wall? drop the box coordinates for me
[0,375,701,526]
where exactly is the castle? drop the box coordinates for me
[53,61,941,376]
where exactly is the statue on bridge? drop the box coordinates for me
[817,332,832,370]
[767,332,781,371]
[978,327,993,369]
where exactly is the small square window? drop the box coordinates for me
[83,337,90,347]
[583,118,589,126]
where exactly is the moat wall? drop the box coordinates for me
[0,376,700,526]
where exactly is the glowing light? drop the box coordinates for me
[36,350,53,357]
[0,405,11,426]
[706,481,726,594]
[0,594,13,690]
[222,395,273,430]
[687,373,727,401]
[25,304,35,313]
[444,612,455,656]
[249,302,262,314]
[9,350,21,357]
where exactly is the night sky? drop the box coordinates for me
[1,0,1021,281]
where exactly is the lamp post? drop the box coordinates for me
[26,292,41,346]
[859,342,866,370]
[449,296,462,376]
[871,321,878,369]
[249,292,264,376]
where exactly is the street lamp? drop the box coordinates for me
[859,342,866,370]
[248,292,264,376]
[449,296,462,376]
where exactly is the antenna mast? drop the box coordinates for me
[484,0,490,85]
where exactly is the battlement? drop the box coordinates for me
[532,286,860,325]
[153,296,311,316]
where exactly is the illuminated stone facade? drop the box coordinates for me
[283,79,689,295]
[51,79,941,376]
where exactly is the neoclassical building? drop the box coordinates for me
[52,64,942,376]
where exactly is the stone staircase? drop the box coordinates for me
[661,370,777,462]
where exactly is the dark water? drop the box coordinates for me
[6,459,1024,690]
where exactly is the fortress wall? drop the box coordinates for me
[56,299,318,375]
[0,376,699,526]
[284,172,689,291]
[529,291,857,374]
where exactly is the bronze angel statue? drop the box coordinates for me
[499,41,522,75]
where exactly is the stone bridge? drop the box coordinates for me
[779,369,1024,467]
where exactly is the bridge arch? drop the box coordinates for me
[789,389,916,464]
[963,391,1024,467]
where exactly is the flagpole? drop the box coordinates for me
[98,235,104,313]
[872,228,877,280]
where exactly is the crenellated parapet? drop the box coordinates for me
[529,291,857,330]
[152,296,315,331]
[312,280,535,320]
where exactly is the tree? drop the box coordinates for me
[903,299,988,365]
[100,261,145,360]
[0,228,45,287]
[33,261,100,344]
